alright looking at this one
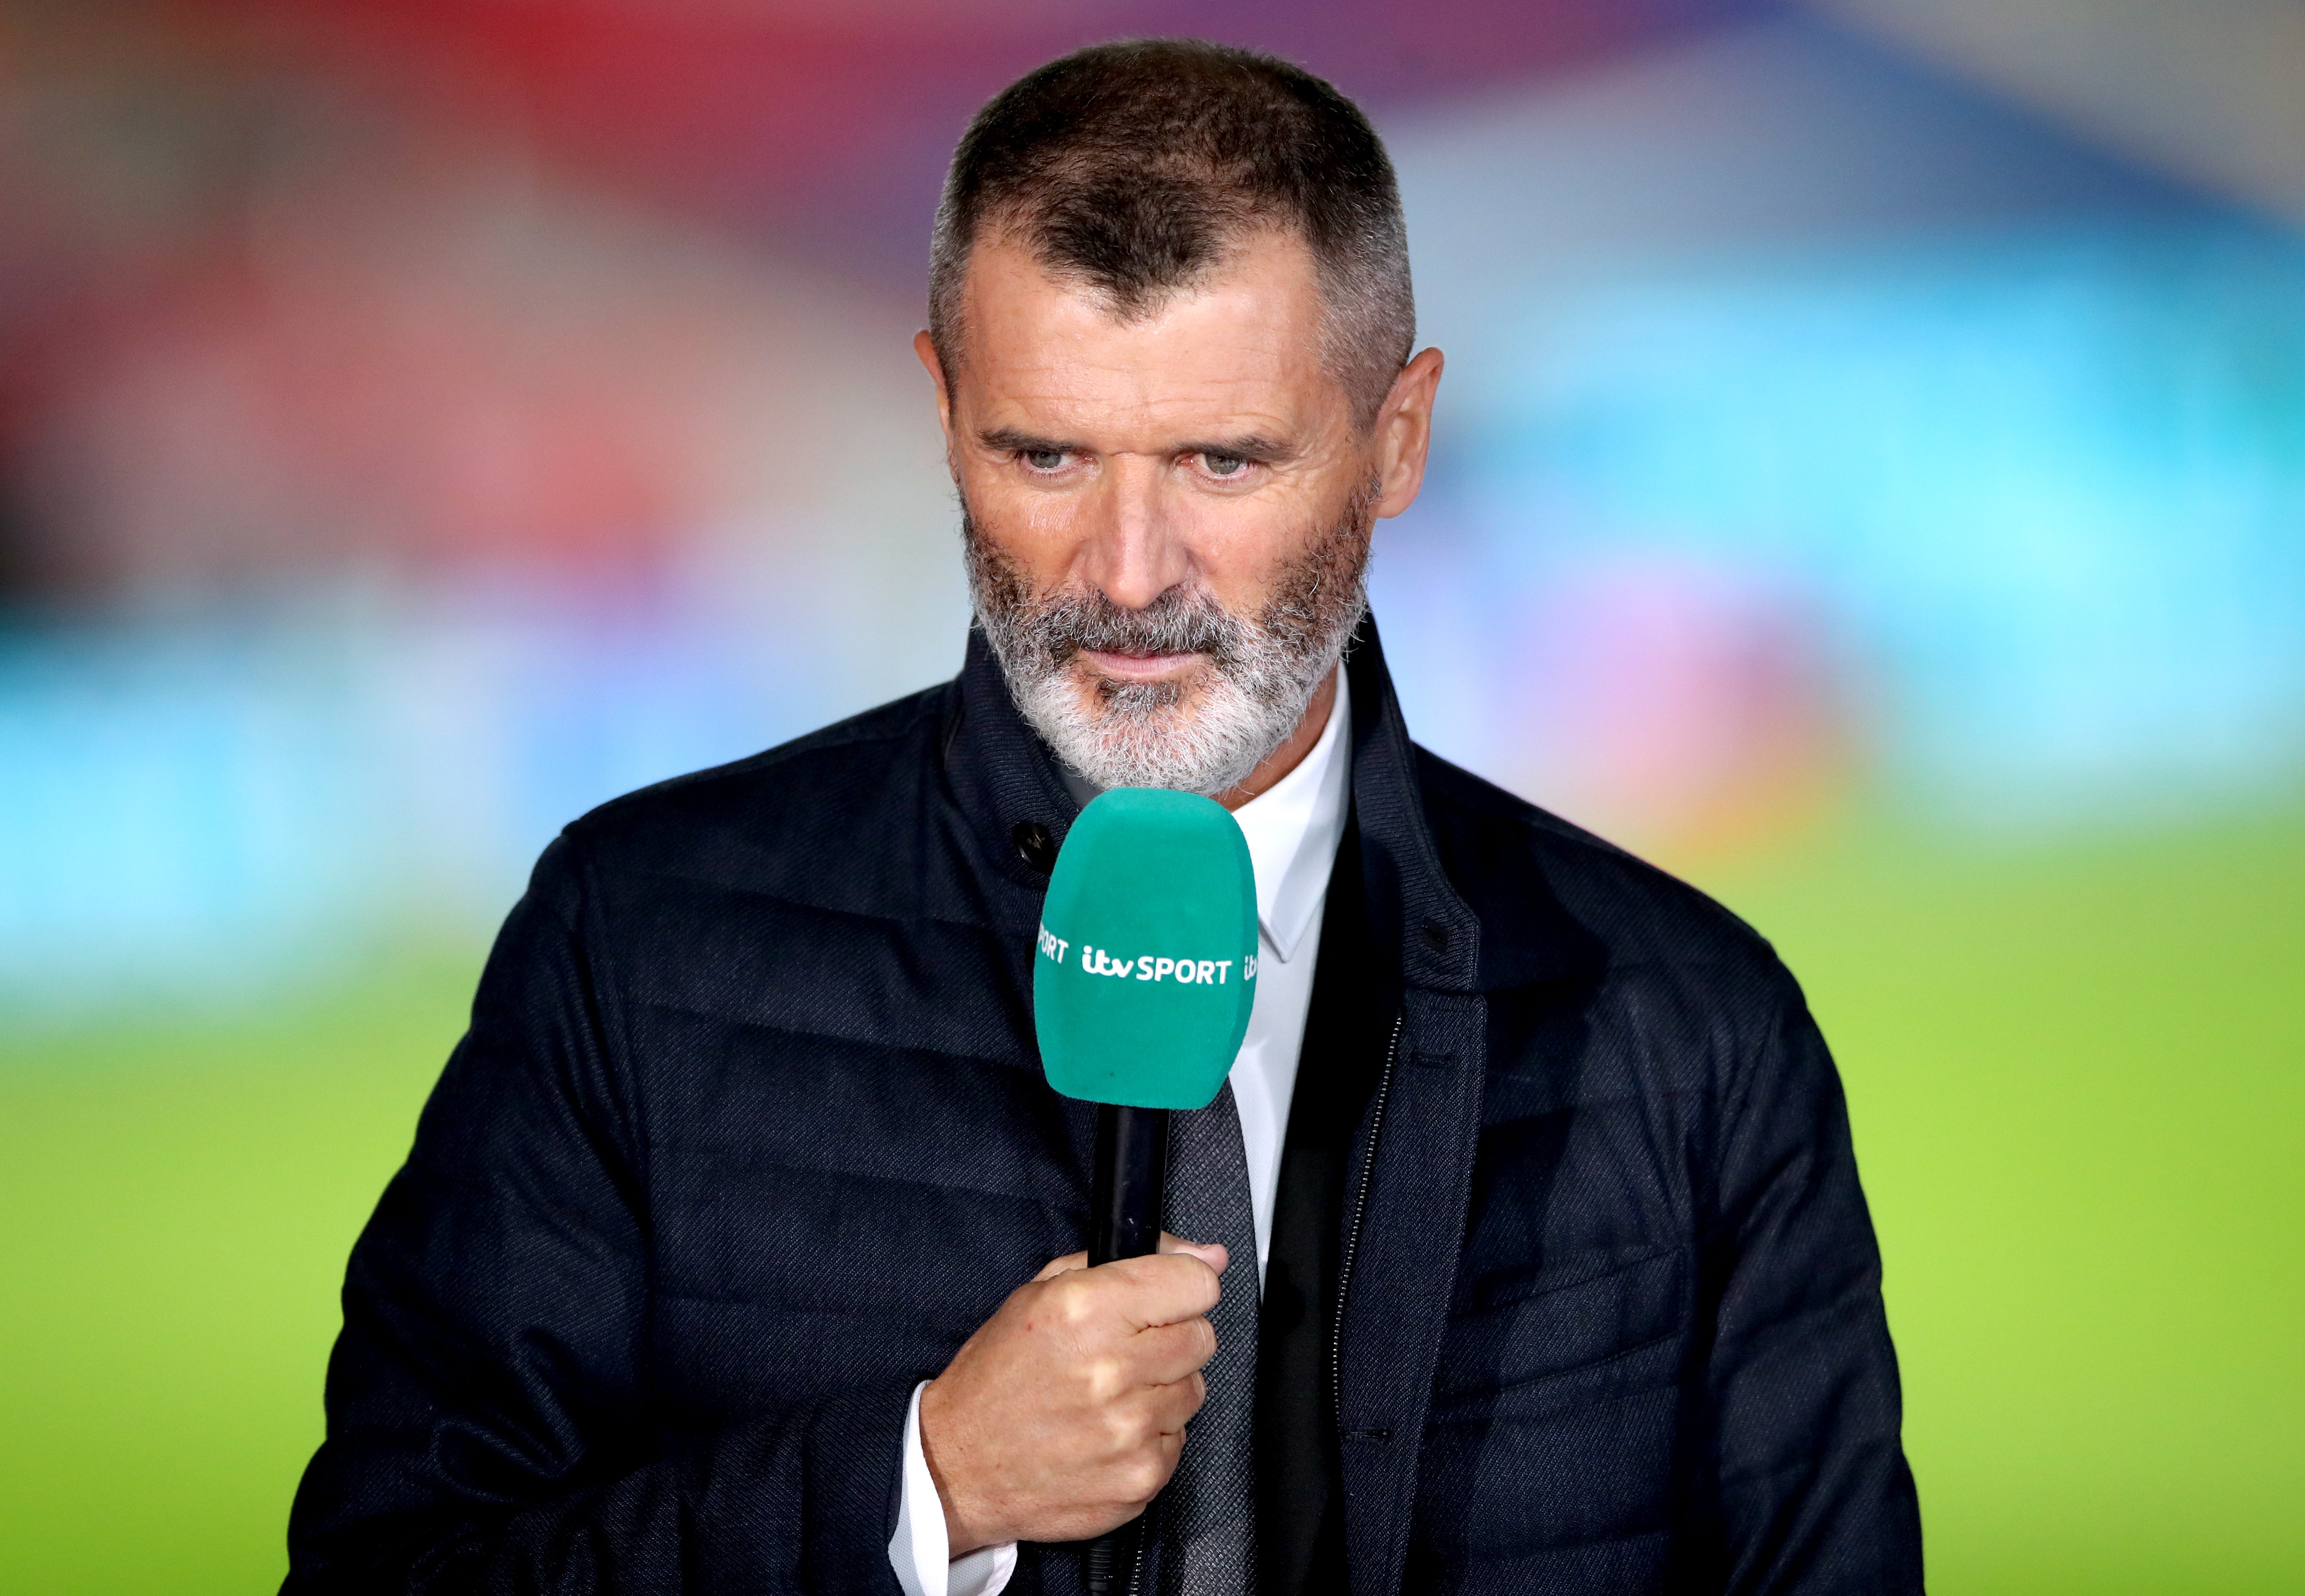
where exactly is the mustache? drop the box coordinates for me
[1023,582,1245,667]
[958,507,1250,668]
[960,474,1380,674]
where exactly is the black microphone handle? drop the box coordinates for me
[1090,1103,1169,1267]
[1085,1103,1168,1592]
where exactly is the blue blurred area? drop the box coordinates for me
[0,621,370,1005]
[3,9,2302,1008]
[1392,220,2305,826]
[0,586,956,1009]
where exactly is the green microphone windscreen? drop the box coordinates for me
[1034,787,1259,1111]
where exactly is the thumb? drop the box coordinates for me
[1155,1231,1231,1277]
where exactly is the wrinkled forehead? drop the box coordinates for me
[951,232,1347,438]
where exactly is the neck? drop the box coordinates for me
[1213,665,1338,812]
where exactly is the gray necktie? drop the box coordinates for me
[1157,1079,1259,1594]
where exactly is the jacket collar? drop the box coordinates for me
[1336,617,1484,996]
[942,628,1087,899]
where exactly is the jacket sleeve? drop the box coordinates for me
[283,834,909,1594]
[1695,969,1924,1595]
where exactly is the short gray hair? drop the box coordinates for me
[929,38,1415,429]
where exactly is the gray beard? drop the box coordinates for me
[964,482,1377,796]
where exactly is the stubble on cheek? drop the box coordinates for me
[1257,474,1379,660]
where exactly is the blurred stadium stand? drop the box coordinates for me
[0,0,2298,1003]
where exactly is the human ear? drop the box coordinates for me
[914,329,955,445]
[1371,346,1444,519]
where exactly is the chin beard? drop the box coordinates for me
[964,481,1377,796]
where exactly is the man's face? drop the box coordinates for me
[917,228,1440,796]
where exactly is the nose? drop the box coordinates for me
[1076,454,1191,610]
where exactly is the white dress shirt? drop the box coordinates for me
[888,671,1355,1596]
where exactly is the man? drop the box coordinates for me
[287,38,1921,1596]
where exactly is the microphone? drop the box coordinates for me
[1033,787,1258,1592]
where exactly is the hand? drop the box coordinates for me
[919,1233,1229,1553]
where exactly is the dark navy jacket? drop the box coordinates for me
[286,621,1922,1594]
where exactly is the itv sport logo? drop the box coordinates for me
[1038,921,1257,986]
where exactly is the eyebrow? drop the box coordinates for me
[977,426,1086,455]
[974,426,1301,464]
[1181,433,1300,465]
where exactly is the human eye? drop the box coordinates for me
[1196,451,1251,479]
[1018,447,1073,474]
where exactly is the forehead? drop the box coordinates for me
[955,231,1342,438]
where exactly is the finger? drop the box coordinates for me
[1101,1252,1225,1327]
[1130,1313,1220,1385]
[1097,1433,1183,1517]
[1138,1369,1207,1437]
[1154,1233,1230,1275]
[1034,1251,1089,1282]
[1038,1236,1222,1283]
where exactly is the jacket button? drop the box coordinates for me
[1011,821,1057,872]
[1422,921,1450,952]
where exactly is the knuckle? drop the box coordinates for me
[1053,1280,1095,1327]
[1127,1457,1171,1502]
[1103,1405,1143,1453]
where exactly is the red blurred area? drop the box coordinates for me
[204,0,1742,224]
[0,0,1751,596]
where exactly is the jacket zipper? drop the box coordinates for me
[1124,1517,1147,1596]
[1331,1011,1404,1418]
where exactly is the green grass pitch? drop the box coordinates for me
[2,809,2298,1593]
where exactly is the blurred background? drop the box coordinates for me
[0,0,2297,1589]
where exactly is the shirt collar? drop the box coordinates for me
[1055,667,1353,964]
[1229,667,1351,963]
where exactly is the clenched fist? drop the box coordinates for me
[920,1234,1229,1553]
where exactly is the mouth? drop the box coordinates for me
[1076,647,1206,682]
